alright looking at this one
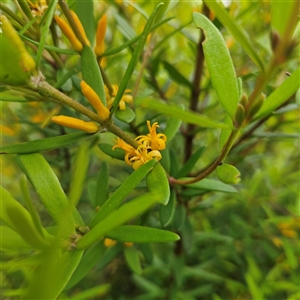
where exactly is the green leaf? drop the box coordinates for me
[147,163,170,205]
[115,107,136,123]
[114,13,136,40]
[164,116,182,144]
[124,246,142,274]
[160,149,170,173]
[179,178,237,193]
[75,0,95,46]
[103,17,174,57]
[65,241,106,290]
[163,61,192,89]
[173,203,186,230]
[68,141,90,206]
[98,143,125,160]
[137,98,230,129]
[95,161,109,207]
[255,68,300,119]
[271,1,296,37]
[17,154,84,234]
[36,0,58,68]
[106,225,180,243]
[160,189,176,227]
[90,160,156,228]
[110,3,165,115]
[193,12,239,119]
[1,187,50,249]
[0,131,95,154]
[77,193,159,250]
[0,226,32,250]
[70,284,111,300]
[81,46,106,105]
[203,0,264,71]
[22,249,84,300]
[20,34,78,55]
[175,146,205,178]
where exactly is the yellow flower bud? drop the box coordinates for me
[80,81,110,121]
[54,15,83,52]
[124,242,133,247]
[70,11,90,46]
[51,115,99,133]
[94,14,107,56]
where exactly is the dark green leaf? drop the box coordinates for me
[124,246,142,274]
[90,160,156,228]
[75,0,95,46]
[95,161,109,207]
[164,115,182,144]
[0,131,95,154]
[173,203,186,230]
[160,190,176,227]
[106,225,180,243]
[163,61,192,88]
[65,242,106,290]
[98,143,125,160]
[175,146,205,178]
[193,12,239,119]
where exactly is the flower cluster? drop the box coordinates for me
[113,121,167,170]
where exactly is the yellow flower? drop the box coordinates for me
[51,115,99,133]
[125,144,162,170]
[113,137,136,154]
[106,85,133,111]
[135,121,167,150]
[112,121,166,170]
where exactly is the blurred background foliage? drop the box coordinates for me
[1,0,299,299]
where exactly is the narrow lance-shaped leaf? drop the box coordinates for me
[160,189,176,227]
[193,12,239,119]
[203,0,264,71]
[254,68,300,120]
[95,161,109,207]
[137,97,230,129]
[77,193,159,250]
[22,249,84,300]
[103,17,174,57]
[90,160,156,228]
[106,225,180,243]
[0,131,96,155]
[81,45,106,105]
[163,61,192,89]
[164,115,182,144]
[36,0,58,68]
[175,146,205,178]
[124,246,142,274]
[110,3,165,115]
[17,154,84,234]
[68,141,90,206]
